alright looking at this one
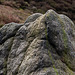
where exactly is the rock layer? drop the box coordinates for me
[0,10,75,75]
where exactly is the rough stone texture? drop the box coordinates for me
[0,10,75,75]
[24,13,43,24]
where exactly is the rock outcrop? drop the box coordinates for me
[0,10,75,75]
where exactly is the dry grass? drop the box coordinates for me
[0,5,31,27]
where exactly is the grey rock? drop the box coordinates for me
[24,13,43,24]
[45,10,75,71]
[0,37,14,75]
[7,25,29,75]
[0,22,23,44]
[0,9,75,75]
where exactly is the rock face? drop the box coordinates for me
[0,10,75,75]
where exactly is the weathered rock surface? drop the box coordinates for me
[0,10,75,75]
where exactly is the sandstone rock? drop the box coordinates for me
[0,10,75,75]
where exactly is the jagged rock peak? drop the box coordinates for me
[0,9,75,75]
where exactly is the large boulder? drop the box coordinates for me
[0,9,75,75]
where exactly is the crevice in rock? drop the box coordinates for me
[13,45,30,75]
[14,38,37,75]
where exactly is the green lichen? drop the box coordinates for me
[57,17,68,48]
[57,15,68,49]
[45,12,74,74]
[43,67,47,72]
[66,67,74,75]
[44,12,59,75]
[3,60,7,75]
[45,25,59,75]
[3,37,14,75]
[62,29,68,48]
[62,52,74,74]
[48,50,59,75]
[57,16,74,74]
